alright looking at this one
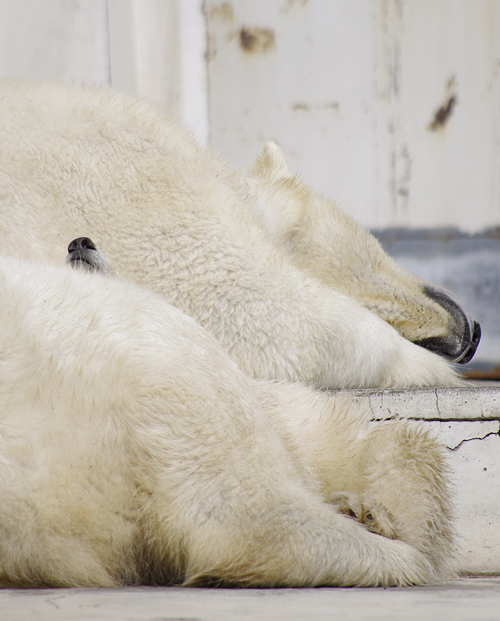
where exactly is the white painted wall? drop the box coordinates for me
[0,0,208,145]
[0,0,110,85]
[205,0,500,233]
[108,0,209,145]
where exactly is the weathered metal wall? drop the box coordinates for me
[205,0,500,233]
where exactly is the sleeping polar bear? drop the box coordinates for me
[0,80,480,389]
[0,248,453,588]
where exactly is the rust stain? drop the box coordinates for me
[207,2,233,21]
[428,95,457,131]
[239,27,275,54]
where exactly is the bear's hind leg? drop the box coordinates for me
[255,381,455,578]
[358,420,455,577]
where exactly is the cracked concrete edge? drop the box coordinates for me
[336,387,500,421]
[446,428,499,451]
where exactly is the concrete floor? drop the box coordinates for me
[2,578,500,621]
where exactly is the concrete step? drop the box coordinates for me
[346,386,500,574]
[2,579,500,621]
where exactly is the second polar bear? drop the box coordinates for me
[0,80,479,389]
[0,251,453,588]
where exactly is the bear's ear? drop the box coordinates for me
[249,142,292,183]
[248,144,308,241]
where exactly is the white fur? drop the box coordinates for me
[0,258,454,587]
[0,80,461,389]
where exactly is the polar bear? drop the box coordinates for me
[0,250,453,587]
[249,142,481,363]
[0,80,479,389]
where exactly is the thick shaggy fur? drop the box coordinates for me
[0,80,475,389]
[0,258,454,588]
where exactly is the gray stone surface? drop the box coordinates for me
[2,579,500,621]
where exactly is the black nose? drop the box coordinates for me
[457,321,481,365]
[68,237,97,253]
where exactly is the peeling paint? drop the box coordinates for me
[281,0,310,14]
[388,142,412,217]
[428,95,457,131]
[292,102,339,112]
[239,27,275,54]
[397,144,412,207]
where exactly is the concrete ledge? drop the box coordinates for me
[347,386,500,420]
[343,387,500,574]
